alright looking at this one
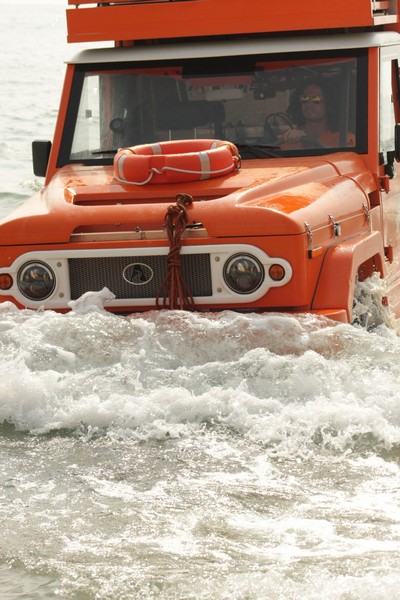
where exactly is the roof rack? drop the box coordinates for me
[66,0,399,44]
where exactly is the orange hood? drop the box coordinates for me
[0,153,376,245]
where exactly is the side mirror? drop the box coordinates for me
[32,140,52,177]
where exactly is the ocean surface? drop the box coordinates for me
[3,3,400,599]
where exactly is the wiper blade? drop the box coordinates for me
[92,149,118,155]
[236,144,282,158]
[92,145,282,158]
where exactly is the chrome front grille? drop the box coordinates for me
[68,254,212,300]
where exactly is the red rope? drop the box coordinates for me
[156,193,195,310]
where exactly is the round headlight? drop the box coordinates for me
[17,262,56,301]
[223,254,264,294]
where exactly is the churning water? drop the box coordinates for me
[3,3,400,599]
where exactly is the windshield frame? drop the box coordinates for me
[57,48,368,168]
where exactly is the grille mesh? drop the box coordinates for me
[68,254,212,300]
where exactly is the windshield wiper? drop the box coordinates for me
[92,145,282,159]
[235,144,282,158]
[92,149,118,155]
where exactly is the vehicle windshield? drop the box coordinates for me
[60,50,367,165]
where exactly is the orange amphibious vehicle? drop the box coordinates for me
[4,0,400,322]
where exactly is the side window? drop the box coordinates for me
[71,74,103,159]
[379,46,400,157]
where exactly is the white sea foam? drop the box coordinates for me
[68,286,116,313]
[1,303,400,463]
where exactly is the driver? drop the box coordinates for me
[275,81,356,149]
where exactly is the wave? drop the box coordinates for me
[0,296,399,460]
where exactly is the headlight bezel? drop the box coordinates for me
[17,261,56,301]
[223,253,265,295]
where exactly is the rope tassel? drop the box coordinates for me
[156,193,195,310]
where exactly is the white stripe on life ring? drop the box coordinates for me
[150,143,162,155]
[116,153,128,181]
[199,151,211,180]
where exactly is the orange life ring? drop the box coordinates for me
[113,139,240,185]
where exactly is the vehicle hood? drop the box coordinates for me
[0,153,376,244]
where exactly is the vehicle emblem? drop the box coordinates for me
[123,262,154,285]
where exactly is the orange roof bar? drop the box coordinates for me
[66,0,399,44]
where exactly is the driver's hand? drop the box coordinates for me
[277,126,306,143]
